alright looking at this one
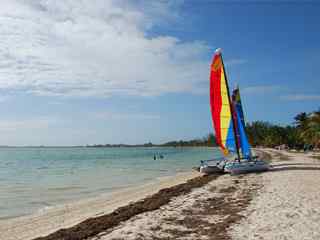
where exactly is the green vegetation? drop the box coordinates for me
[162,134,217,147]
[169,109,319,149]
[86,134,217,148]
[246,109,320,149]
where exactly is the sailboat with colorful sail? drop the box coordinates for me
[200,48,235,174]
[200,48,268,174]
[224,86,269,174]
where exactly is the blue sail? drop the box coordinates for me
[232,87,252,159]
[235,105,251,158]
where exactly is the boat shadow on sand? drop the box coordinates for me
[269,162,320,172]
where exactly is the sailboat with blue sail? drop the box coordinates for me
[200,48,268,174]
[224,87,269,174]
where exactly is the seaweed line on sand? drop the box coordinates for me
[33,174,219,240]
[93,175,262,240]
[34,154,267,240]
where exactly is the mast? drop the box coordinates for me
[220,52,241,161]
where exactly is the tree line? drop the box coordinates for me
[86,108,319,149]
[246,109,320,149]
[161,134,217,147]
[163,108,320,149]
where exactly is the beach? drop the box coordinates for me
[0,171,202,240]
[230,149,320,240]
[1,2,318,240]
[1,149,320,240]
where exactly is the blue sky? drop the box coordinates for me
[0,0,319,146]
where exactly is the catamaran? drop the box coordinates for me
[200,48,269,174]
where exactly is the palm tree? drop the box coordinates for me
[302,111,320,148]
[294,112,308,128]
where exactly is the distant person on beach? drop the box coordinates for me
[154,154,156,160]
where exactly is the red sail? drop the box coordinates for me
[210,49,236,155]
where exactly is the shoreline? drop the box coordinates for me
[0,146,217,221]
[2,149,320,240]
[0,171,202,240]
[1,169,195,221]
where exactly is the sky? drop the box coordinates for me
[0,0,319,146]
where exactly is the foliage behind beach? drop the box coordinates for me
[246,109,320,149]
[86,109,319,149]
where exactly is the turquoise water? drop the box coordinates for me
[0,147,220,219]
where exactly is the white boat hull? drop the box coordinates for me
[200,165,223,174]
[199,159,225,174]
[224,160,269,174]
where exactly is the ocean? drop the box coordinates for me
[0,147,221,219]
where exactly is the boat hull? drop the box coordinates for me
[200,165,224,174]
[224,160,269,174]
[199,159,225,174]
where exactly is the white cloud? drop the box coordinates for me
[281,94,320,101]
[0,0,209,98]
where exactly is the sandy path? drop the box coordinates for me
[230,149,320,240]
[0,171,201,240]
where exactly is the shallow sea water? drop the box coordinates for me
[0,146,221,218]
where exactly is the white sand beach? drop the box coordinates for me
[91,149,320,240]
[230,149,320,240]
[1,149,320,240]
[91,173,255,240]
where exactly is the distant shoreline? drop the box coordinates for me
[0,134,218,148]
[0,145,217,148]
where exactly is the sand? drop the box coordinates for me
[230,149,320,240]
[0,171,201,240]
[87,149,320,240]
[90,173,260,240]
[34,174,220,240]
